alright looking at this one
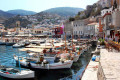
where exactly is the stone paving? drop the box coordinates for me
[100,49,120,80]
[82,56,99,80]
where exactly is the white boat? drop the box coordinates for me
[14,56,73,69]
[13,43,25,48]
[0,41,6,45]
[0,65,34,79]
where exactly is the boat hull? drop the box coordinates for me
[14,56,73,69]
[0,71,34,79]
[0,42,6,45]
[6,42,15,46]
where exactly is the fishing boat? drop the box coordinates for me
[27,52,57,62]
[14,55,73,69]
[0,47,34,79]
[0,65,34,79]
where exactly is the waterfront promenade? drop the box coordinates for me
[82,47,120,80]
[81,59,99,80]
[98,49,120,80]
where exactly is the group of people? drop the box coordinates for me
[105,36,120,43]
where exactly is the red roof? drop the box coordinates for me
[103,13,111,18]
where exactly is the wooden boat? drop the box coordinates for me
[0,65,34,79]
[14,55,73,69]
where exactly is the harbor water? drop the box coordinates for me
[0,45,95,80]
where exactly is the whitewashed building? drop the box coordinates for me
[101,8,112,16]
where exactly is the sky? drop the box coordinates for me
[0,0,98,12]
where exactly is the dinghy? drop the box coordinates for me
[0,65,34,79]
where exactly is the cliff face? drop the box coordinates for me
[72,3,103,21]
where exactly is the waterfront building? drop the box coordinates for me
[102,12,112,39]
[84,22,99,38]
[73,20,85,38]
[7,28,16,35]
[64,21,73,39]
[52,27,63,38]
[99,0,120,41]
[33,28,43,34]
[111,0,120,41]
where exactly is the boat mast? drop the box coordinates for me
[65,32,67,51]
[72,32,73,47]
[18,50,21,72]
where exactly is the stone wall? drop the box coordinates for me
[97,62,106,80]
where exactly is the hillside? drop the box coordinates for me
[4,15,31,28]
[0,10,14,19]
[43,7,84,17]
[32,12,65,24]
[7,9,36,16]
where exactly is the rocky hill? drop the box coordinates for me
[69,3,103,21]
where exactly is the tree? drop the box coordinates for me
[69,17,75,21]
[75,15,80,20]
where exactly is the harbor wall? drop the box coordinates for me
[97,62,106,80]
